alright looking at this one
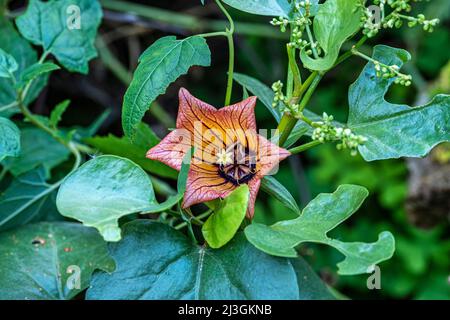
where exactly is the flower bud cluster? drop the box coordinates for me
[312,113,367,156]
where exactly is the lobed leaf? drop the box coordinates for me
[348,45,450,161]
[245,185,396,275]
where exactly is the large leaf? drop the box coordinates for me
[56,155,155,242]
[202,185,249,249]
[16,0,102,73]
[261,176,300,214]
[0,18,47,114]
[245,185,395,275]
[1,127,70,176]
[85,123,177,179]
[233,72,323,146]
[291,257,335,300]
[0,167,62,232]
[122,36,210,139]
[0,222,114,300]
[299,0,362,71]
[348,45,450,161]
[86,220,301,300]
[222,0,293,17]
[0,117,20,161]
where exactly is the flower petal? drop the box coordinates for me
[146,129,192,170]
[182,162,236,208]
[256,135,291,177]
[247,178,261,219]
[177,88,228,153]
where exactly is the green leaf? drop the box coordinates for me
[0,117,20,161]
[233,72,323,146]
[261,176,300,214]
[0,47,18,78]
[16,0,103,74]
[0,167,62,232]
[0,222,115,300]
[49,100,70,129]
[222,0,293,17]
[85,123,177,179]
[1,127,70,176]
[348,45,450,161]
[86,220,300,299]
[291,257,335,300]
[202,185,250,249]
[122,36,211,139]
[19,62,60,88]
[0,18,47,114]
[299,0,362,71]
[56,155,155,242]
[245,185,396,275]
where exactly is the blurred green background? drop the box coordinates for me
[5,0,448,299]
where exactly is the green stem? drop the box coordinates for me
[288,140,322,154]
[174,209,213,230]
[333,36,368,67]
[0,101,18,112]
[276,72,322,146]
[298,73,322,112]
[197,31,228,38]
[287,44,301,97]
[215,0,235,106]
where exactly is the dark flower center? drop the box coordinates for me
[217,142,257,186]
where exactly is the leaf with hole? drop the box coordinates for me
[0,222,114,300]
[245,184,395,275]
